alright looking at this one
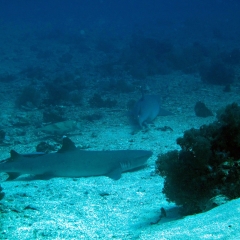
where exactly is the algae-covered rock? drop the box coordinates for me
[156,103,240,215]
[194,101,213,117]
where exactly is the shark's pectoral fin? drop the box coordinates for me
[107,167,122,180]
[7,172,21,180]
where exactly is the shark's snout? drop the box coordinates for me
[143,150,153,158]
[135,150,152,162]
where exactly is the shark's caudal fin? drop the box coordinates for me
[4,151,24,180]
[58,137,77,153]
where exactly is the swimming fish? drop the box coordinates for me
[0,137,152,180]
[40,120,78,135]
[132,93,173,128]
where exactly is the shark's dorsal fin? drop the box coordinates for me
[10,150,22,161]
[58,137,77,153]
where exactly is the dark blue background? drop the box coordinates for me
[0,0,239,37]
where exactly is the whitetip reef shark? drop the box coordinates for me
[0,137,152,180]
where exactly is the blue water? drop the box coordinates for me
[1,0,239,38]
[0,0,240,239]
[1,1,239,79]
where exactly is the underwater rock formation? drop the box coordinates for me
[194,101,213,117]
[156,103,240,215]
[199,61,235,85]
